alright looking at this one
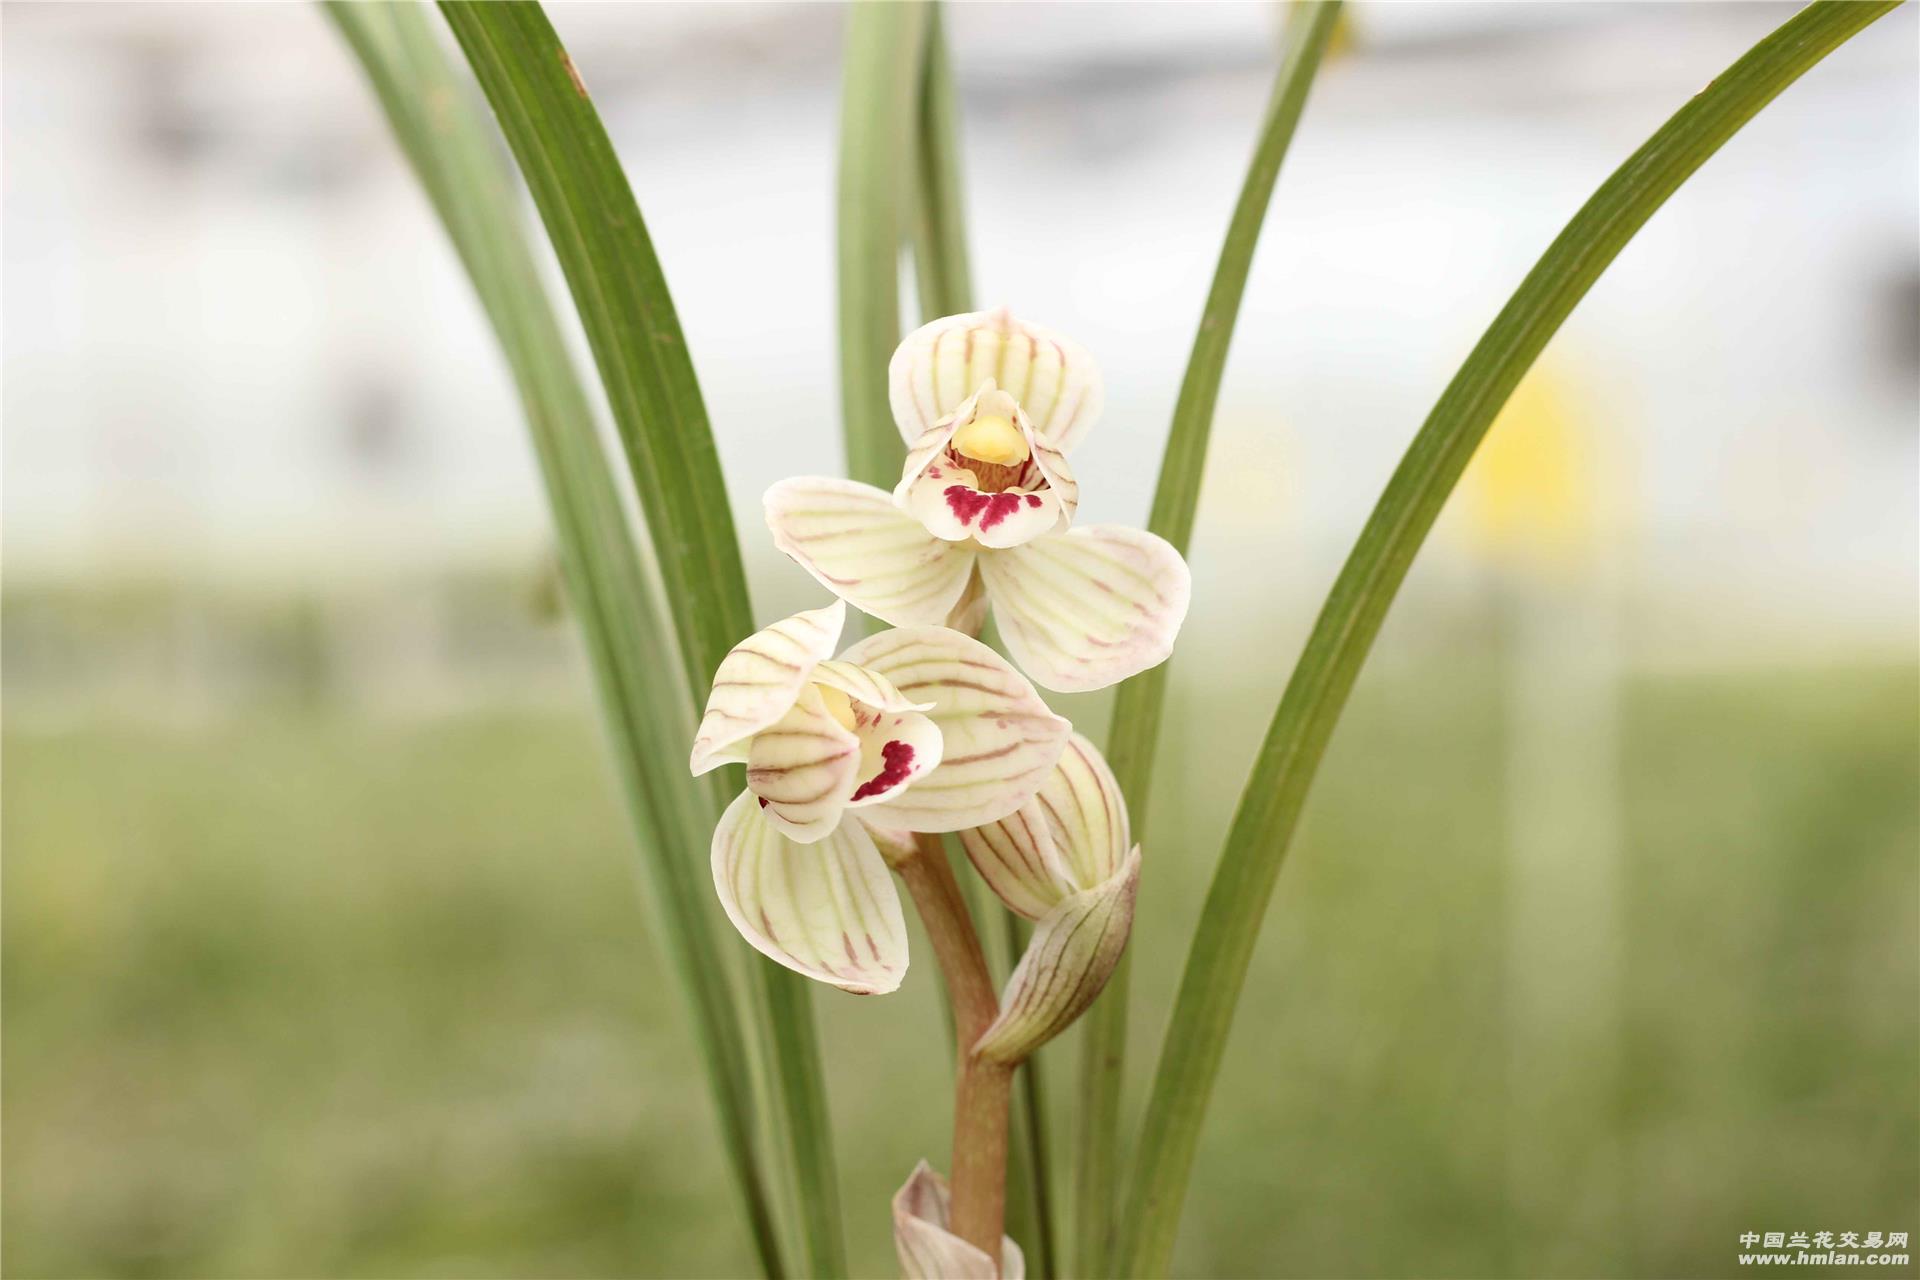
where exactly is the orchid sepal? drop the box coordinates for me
[710,789,909,996]
[978,524,1191,694]
[764,477,977,629]
[890,306,1103,454]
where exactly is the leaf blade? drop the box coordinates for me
[323,3,785,1272]
[1115,3,1900,1274]
[434,4,849,1273]
[838,0,930,490]
[1079,3,1343,1271]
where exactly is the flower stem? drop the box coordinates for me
[898,833,1010,1260]
[952,1058,1015,1259]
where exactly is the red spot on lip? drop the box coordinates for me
[757,796,769,809]
[944,486,1028,531]
[850,740,916,801]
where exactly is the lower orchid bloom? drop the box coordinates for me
[690,600,1070,994]
[765,307,1190,694]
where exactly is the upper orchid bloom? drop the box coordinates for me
[692,600,1070,994]
[765,308,1190,694]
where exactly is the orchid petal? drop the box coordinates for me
[894,391,974,507]
[893,1160,1027,1280]
[978,525,1191,694]
[690,599,844,774]
[808,659,931,714]
[972,846,1142,1065]
[837,626,1071,833]
[959,733,1126,918]
[891,307,1103,454]
[765,477,976,627]
[711,790,908,995]
[746,683,861,842]
[1016,410,1078,534]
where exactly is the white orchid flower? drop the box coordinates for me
[765,308,1191,693]
[691,600,1070,994]
[893,1161,1025,1280]
[960,733,1142,1063]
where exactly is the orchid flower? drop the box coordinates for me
[893,1161,1025,1280]
[960,733,1141,1063]
[766,308,1191,693]
[691,599,1070,994]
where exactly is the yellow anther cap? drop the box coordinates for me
[950,413,1030,467]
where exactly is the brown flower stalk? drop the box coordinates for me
[895,832,1013,1259]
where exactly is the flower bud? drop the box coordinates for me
[959,734,1143,1062]
[972,847,1140,1065]
[893,1161,1025,1280]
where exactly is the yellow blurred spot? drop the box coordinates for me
[1323,6,1358,61]
[815,683,858,733]
[1465,365,1596,571]
[951,413,1029,467]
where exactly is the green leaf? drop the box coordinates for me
[837,0,930,490]
[321,4,785,1273]
[1114,3,1900,1274]
[1078,4,1342,1272]
[910,3,973,321]
[434,4,848,1274]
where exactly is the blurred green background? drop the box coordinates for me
[5,581,1914,1278]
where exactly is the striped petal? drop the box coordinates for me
[711,789,908,995]
[972,846,1141,1065]
[893,1161,1027,1280]
[765,477,976,627]
[890,307,1103,453]
[895,394,972,517]
[746,683,860,842]
[808,659,931,714]
[1016,410,1078,534]
[978,526,1191,694]
[690,600,844,775]
[837,626,1071,834]
[959,733,1126,919]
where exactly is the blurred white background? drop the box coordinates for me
[5,2,1914,685]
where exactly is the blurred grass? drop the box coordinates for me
[4,646,1915,1278]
